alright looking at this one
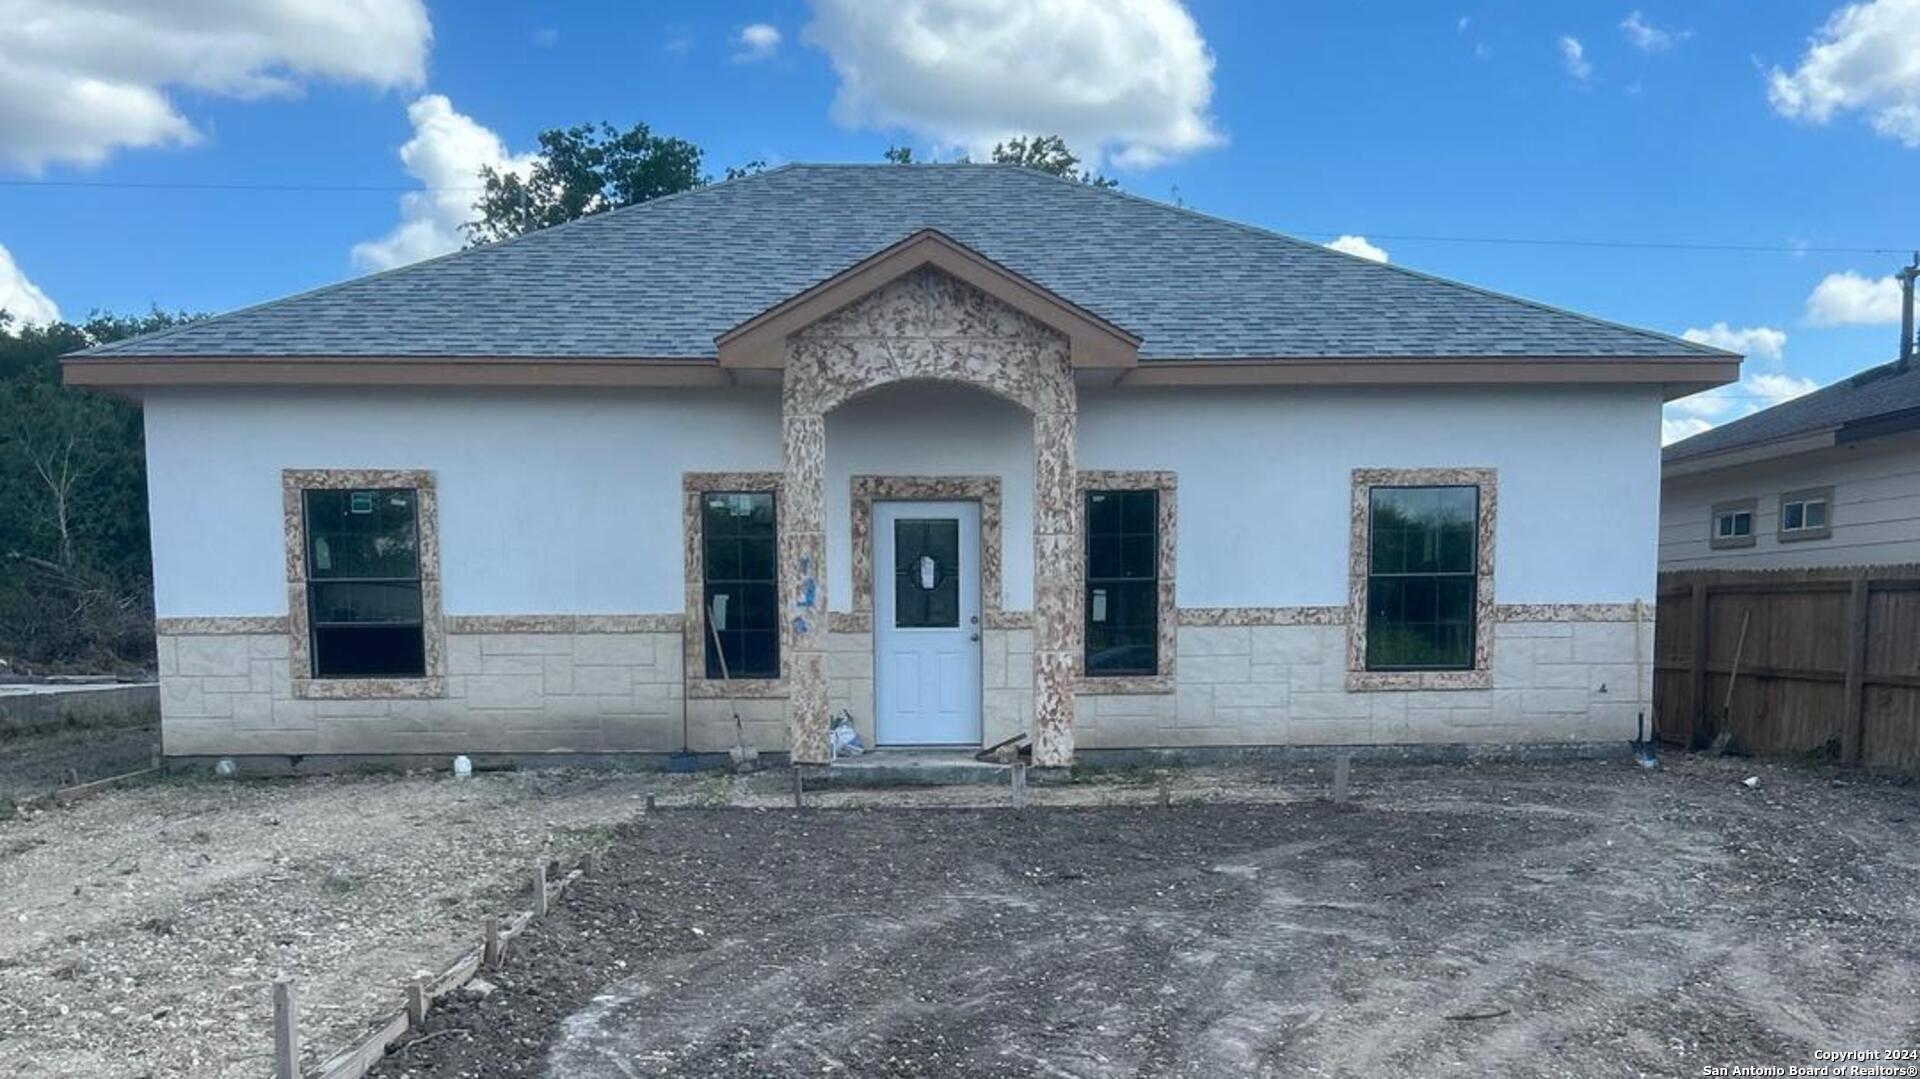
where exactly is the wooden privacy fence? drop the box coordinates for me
[1653,565,1920,770]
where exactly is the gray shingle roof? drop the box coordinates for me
[1664,358,1920,463]
[79,163,1727,362]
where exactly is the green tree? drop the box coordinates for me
[465,122,764,243]
[0,309,196,671]
[882,136,1117,187]
[988,135,1117,187]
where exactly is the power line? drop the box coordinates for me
[0,177,1904,256]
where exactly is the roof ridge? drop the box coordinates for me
[77,165,794,358]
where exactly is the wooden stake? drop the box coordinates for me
[1011,763,1028,810]
[405,975,429,1029]
[483,915,502,969]
[272,976,298,1079]
[532,862,548,918]
[586,848,604,876]
[791,768,803,809]
[643,792,656,814]
[1332,754,1351,805]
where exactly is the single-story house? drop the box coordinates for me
[64,164,1738,766]
[1661,355,1920,571]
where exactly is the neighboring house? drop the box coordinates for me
[1661,357,1920,571]
[63,164,1736,766]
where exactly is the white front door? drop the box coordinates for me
[874,500,982,746]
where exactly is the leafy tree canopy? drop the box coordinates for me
[883,135,1117,188]
[465,122,764,243]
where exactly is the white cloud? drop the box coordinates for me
[803,0,1223,168]
[1325,235,1389,263]
[0,242,59,326]
[351,95,535,272]
[1620,10,1684,51]
[1680,322,1787,360]
[1662,326,1822,446]
[1559,35,1593,80]
[0,0,430,173]
[1769,0,1920,145]
[1806,269,1904,324]
[735,23,782,62]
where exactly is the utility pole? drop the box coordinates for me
[1899,252,1919,369]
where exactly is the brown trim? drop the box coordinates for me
[1347,468,1498,692]
[1076,471,1178,694]
[1115,358,1738,400]
[683,472,789,699]
[283,468,447,701]
[715,229,1140,370]
[63,357,731,390]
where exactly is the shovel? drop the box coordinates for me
[707,598,761,772]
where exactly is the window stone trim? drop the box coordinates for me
[848,475,1004,636]
[683,472,788,700]
[1347,467,1497,692]
[1709,497,1759,550]
[282,468,446,700]
[1076,470,1177,695]
[1776,486,1834,543]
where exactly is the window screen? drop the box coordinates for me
[1085,489,1158,677]
[1366,485,1478,671]
[304,488,426,678]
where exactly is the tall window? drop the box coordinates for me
[1366,485,1477,671]
[304,488,425,677]
[702,491,779,679]
[1085,489,1158,677]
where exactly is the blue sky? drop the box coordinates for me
[3,1,1918,440]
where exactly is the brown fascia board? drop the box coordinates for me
[1111,356,1739,400]
[63,351,1737,398]
[713,228,1142,370]
[62,355,733,392]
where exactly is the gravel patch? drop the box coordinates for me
[365,756,1920,1078]
[0,724,159,808]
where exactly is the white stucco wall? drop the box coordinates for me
[824,381,1035,611]
[145,382,1663,621]
[1078,385,1665,606]
[1659,431,1920,570]
[143,387,783,617]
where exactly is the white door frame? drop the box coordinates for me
[872,500,983,746]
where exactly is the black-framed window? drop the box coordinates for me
[1085,489,1158,676]
[1366,485,1477,671]
[702,491,778,679]
[304,488,426,678]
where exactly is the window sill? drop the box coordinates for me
[1708,536,1757,550]
[1347,668,1491,692]
[1076,674,1174,695]
[294,676,447,700]
[1777,528,1832,543]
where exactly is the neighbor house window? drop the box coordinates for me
[1778,487,1833,542]
[1084,489,1158,677]
[1365,485,1478,671]
[702,491,779,679]
[1710,498,1757,550]
[303,488,426,678]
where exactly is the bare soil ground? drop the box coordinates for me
[369,756,1920,1079]
[0,768,670,1077]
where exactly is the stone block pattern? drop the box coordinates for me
[156,628,728,757]
[1075,617,1653,749]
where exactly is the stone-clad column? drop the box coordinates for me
[1030,362,1080,768]
[782,406,831,764]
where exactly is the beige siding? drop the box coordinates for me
[1660,432,1920,571]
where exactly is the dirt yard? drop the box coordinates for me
[365,756,1920,1079]
[0,722,158,808]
